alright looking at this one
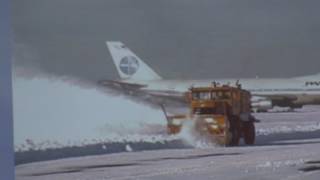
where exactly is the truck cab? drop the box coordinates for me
[166,84,255,146]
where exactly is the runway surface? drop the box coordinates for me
[16,106,320,180]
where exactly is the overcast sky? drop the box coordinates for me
[12,0,320,82]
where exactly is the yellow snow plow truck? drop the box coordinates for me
[165,83,256,146]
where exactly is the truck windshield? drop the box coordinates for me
[192,92,211,100]
[212,91,231,100]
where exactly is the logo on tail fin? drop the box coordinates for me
[119,56,140,76]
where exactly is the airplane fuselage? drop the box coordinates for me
[125,78,320,108]
[105,41,320,111]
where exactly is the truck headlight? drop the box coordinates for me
[205,118,214,123]
[172,119,182,126]
[210,124,219,129]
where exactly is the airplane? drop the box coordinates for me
[99,41,320,112]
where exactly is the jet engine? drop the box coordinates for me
[251,96,272,112]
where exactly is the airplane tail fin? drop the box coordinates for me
[106,41,162,81]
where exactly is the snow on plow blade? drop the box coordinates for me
[166,114,232,146]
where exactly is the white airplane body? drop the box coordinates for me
[100,41,320,111]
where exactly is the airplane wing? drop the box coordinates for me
[147,90,186,99]
[98,80,147,90]
[98,80,188,109]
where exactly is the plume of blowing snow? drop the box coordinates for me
[176,120,218,148]
[13,75,172,151]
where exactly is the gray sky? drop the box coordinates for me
[12,0,320,82]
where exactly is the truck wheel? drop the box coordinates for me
[243,122,255,145]
[228,119,240,146]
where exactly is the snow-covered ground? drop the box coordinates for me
[14,77,320,179]
[15,127,320,180]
